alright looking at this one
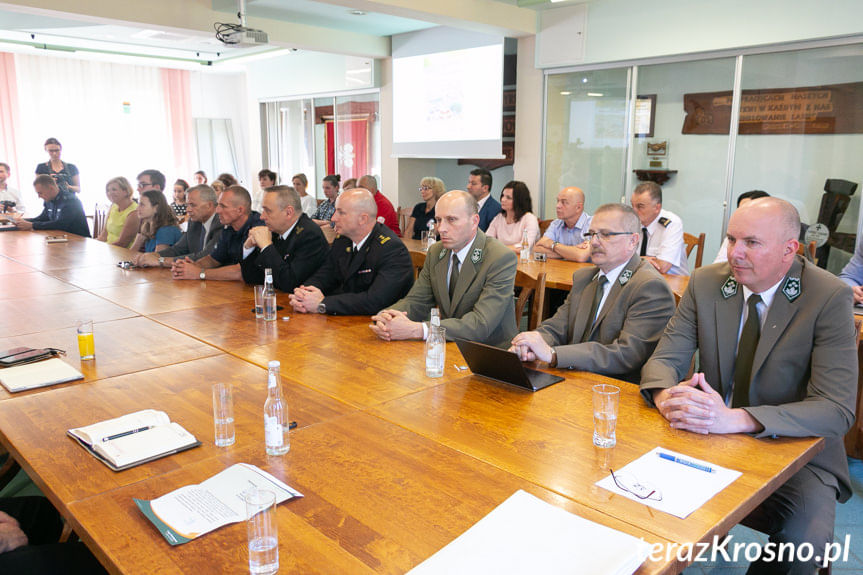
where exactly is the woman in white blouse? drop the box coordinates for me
[485,180,540,252]
[292,173,317,217]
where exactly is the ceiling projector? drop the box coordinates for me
[215,0,268,46]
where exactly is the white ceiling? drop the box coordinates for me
[210,0,437,37]
[0,0,548,65]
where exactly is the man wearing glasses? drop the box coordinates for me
[510,203,675,383]
[136,169,165,195]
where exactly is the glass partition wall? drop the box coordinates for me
[262,91,380,200]
[543,41,863,269]
[544,68,630,219]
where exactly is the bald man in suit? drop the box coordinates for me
[641,197,857,575]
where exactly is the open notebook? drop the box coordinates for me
[68,409,200,471]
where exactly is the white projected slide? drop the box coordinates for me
[392,44,503,157]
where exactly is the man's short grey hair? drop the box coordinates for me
[267,185,302,212]
[224,185,252,211]
[440,190,479,215]
[594,203,641,234]
[188,184,216,205]
[357,174,378,194]
[633,181,662,204]
[33,174,58,189]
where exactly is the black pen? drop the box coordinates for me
[102,426,153,442]
[289,421,297,430]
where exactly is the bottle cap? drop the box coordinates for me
[268,360,280,369]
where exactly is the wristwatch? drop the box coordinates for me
[317,302,327,314]
[551,241,558,253]
[549,347,558,367]
[158,256,165,267]
[199,270,206,281]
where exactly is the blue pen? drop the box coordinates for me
[658,451,715,473]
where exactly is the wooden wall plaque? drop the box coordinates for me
[683,81,863,135]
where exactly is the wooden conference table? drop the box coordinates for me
[0,230,822,574]
[401,238,690,301]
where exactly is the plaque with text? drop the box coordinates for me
[683,82,863,135]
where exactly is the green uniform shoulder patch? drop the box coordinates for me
[721,276,738,299]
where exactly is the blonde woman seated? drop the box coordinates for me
[292,173,317,217]
[129,190,181,253]
[97,177,138,248]
[485,180,540,252]
[407,177,446,240]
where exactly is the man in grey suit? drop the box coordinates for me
[371,190,517,348]
[510,204,675,383]
[641,197,857,575]
[132,185,222,267]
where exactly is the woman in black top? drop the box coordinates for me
[35,138,79,194]
[407,177,446,240]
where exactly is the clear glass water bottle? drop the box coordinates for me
[426,220,436,251]
[264,361,290,455]
[425,309,445,378]
[263,268,277,321]
[520,229,530,262]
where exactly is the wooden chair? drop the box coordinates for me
[844,317,863,460]
[92,203,108,239]
[0,446,20,492]
[514,270,546,331]
[410,250,426,280]
[683,232,705,269]
[398,206,413,237]
[797,240,816,263]
[539,219,553,237]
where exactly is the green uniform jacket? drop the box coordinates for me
[537,253,676,383]
[641,257,857,501]
[391,230,518,348]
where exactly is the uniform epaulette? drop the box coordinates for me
[658,217,670,228]
[379,234,390,244]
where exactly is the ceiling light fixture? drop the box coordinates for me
[587,92,604,97]
[560,91,571,95]
[349,10,366,16]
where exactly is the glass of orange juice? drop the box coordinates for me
[76,320,95,360]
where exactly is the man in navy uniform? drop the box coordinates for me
[290,188,413,315]
[14,175,89,237]
[241,185,329,291]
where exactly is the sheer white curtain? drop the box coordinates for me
[14,53,178,214]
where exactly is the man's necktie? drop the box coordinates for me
[732,294,763,408]
[640,227,648,257]
[581,275,609,342]
[449,253,460,299]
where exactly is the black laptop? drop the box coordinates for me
[454,339,565,391]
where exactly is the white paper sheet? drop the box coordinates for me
[596,446,742,519]
[408,490,650,575]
